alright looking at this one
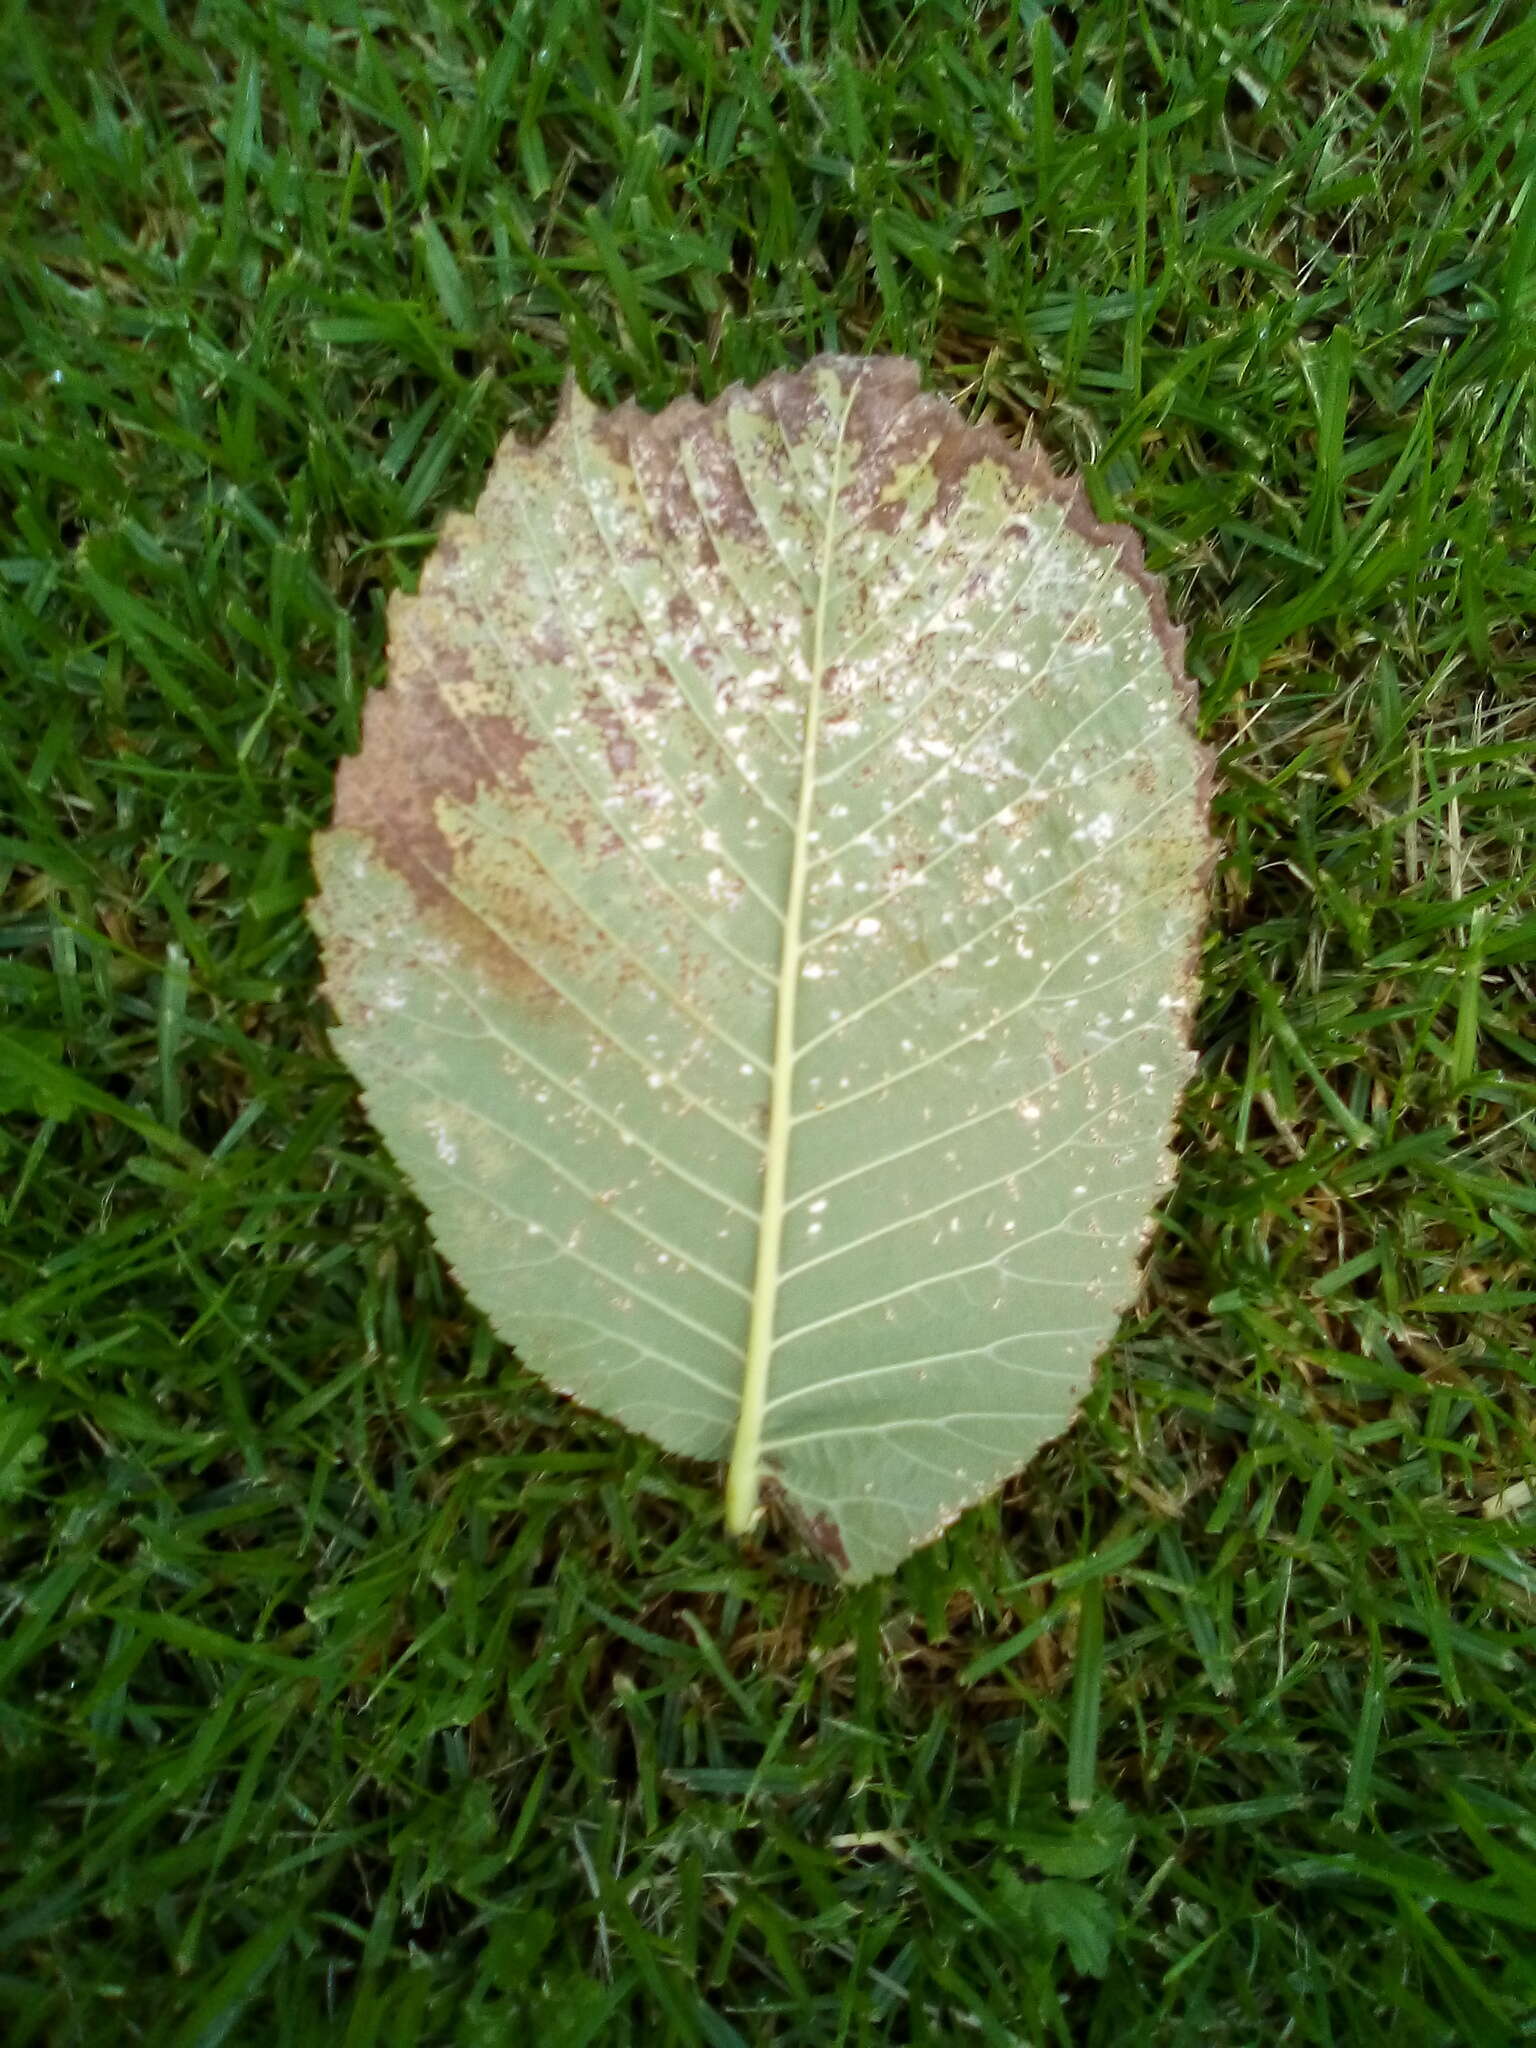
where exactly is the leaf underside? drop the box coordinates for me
[310,355,1211,1583]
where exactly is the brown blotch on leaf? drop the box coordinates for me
[332,620,556,995]
[756,1475,854,1577]
[800,1511,852,1575]
[332,683,527,896]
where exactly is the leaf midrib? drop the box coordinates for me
[723,393,855,1533]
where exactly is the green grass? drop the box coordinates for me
[3,0,1536,2040]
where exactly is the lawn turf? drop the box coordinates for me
[3,1,1536,2041]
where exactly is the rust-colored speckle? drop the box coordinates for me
[580,685,639,777]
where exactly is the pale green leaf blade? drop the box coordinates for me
[310,355,1211,1582]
